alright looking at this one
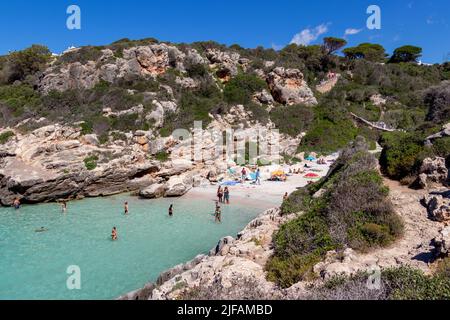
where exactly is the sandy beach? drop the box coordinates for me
[184,156,337,210]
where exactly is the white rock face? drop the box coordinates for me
[267,67,317,106]
[140,183,166,199]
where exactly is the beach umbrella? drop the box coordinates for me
[271,170,285,176]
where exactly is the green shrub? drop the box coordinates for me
[379,132,430,179]
[80,122,94,135]
[383,267,450,300]
[270,105,314,137]
[0,131,14,144]
[224,73,267,105]
[1,45,51,84]
[0,85,41,117]
[266,253,322,288]
[84,155,99,171]
[280,188,313,215]
[155,151,170,162]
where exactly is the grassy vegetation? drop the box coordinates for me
[0,131,14,144]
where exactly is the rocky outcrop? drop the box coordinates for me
[267,67,317,106]
[432,226,450,257]
[0,125,160,205]
[39,44,186,93]
[413,157,448,189]
[205,49,247,82]
[139,183,166,199]
[422,192,450,222]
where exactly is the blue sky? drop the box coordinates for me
[0,0,449,63]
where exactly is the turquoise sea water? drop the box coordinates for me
[0,193,268,300]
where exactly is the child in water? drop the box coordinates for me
[111,227,118,241]
[169,204,173,217]
[124,202,129,215]
[215,203,222,223]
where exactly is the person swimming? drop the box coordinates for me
[13,198,21,210]
[61,201,67,213]
[35,227,48,233]
[124,202,129,215]
[111,227,118,241]
[169,204,173,217]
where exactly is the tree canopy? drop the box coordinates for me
[323,37,347,55]
[389,45,423,63]
[343,43,387,63]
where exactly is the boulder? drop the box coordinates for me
[267,67,317,106]
[253,89,274,105]
[422,194,450,222]
[414,157,448,188]
[433,226,450,257]
[140,183,166,199]
[164,175,192,197]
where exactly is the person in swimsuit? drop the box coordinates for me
[61,201,67,213]
[124,202,129,215]
[217,186,223,203]
[224,187,230,205]
[215,204,222,223]
[111,227,118,241]
[13,198,21,210]
[169,204,173,217]
[283,192,289,202]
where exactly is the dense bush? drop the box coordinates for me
[223,73,267,105]
[306,267,450,300]
[270,105,314,137]
[0,45,51,84]
[425,81,450,123]
[0,84,41,117]
[267,141,403,288]
[0,131,14,144]
[84,155,99,171]
[379,131,429,180]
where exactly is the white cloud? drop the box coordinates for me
[344,28,362,36]
[271,43,284,51]
[290,23,329,46]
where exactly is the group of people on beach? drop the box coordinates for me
[216,186,230,204]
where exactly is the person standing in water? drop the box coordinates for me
[124,202,129,215]
[217,186,224,203]
[13,198,21,210]
[111,227,118,241]
[215,203,222,223]
[61,201,67,213]
[224,187,230,205]
[169,204,173,217]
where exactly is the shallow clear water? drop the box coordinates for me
[0,194,268,300]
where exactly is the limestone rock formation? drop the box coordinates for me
[139,183,166,199]
[413,157,448,188]
[266,67,317,106]
[422,192,450,222]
